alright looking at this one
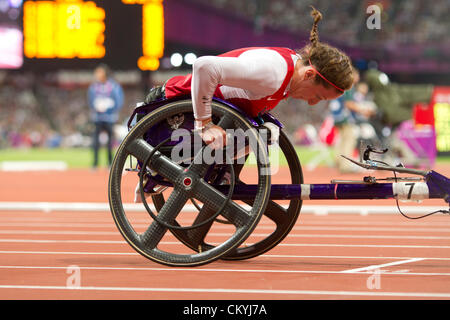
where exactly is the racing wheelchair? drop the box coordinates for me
[108,96,450,267]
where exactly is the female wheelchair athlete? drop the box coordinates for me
[108,96,450,267]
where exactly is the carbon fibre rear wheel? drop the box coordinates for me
[108,99,271,267]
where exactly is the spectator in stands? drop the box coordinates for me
[87,64,124,170]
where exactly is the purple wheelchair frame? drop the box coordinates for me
[127,96,450,208]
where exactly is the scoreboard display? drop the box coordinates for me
[432,87,450,154]
[12,0,165,71]
[23,0,106,59]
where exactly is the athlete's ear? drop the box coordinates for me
[303,68,316,81]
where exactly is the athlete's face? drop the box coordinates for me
[289,63,343,105]
[298,80,342,105]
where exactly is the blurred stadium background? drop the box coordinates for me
[0,0,449,169]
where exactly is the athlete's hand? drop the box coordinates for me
[195,119,228,150]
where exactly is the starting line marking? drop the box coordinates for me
[340,258,426,273]
[0,284,450,298]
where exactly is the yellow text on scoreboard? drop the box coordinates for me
[122,0,164,71]
[23,0,106,59]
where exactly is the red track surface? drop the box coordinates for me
[0,165,450,300]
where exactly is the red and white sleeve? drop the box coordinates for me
[191,49,288,121]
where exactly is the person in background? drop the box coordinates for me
[329,68,376,173]
[87,64,124,170]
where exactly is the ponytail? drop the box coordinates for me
[309,6,322,48]
[297,6,354,92]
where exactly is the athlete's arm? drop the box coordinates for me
[191,49,288,122]
[191,49,287,149]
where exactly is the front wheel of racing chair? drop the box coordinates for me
[108,98,271,267]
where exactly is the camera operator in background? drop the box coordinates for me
[88,64,124,170]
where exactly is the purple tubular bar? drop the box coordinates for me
[212,184,394,200]
[212,170,449,202]
[309,183,394,200]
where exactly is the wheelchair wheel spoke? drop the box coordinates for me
[185,205,216,247]
[194,180,250,228]
[260,200,287,225]
[126,138,183,183]
[217,113,235,129]
[233,177,286,225]
[187,146,213,177]
[140,189,189,249]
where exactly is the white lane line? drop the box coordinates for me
[1,232,450,241]
[1,264,449,276]
[0,265,351,274]
[0,223,118,228]
[0,239,126,244]
[1,242,450,249]
[1,222,450,232]
[0,161,67,171]
[2,222,450,234]
[0,230,118,235]
[341,258,426,273]
[291,226,450,232]
[277,243,450,249]
[0,249,449,261]
[0,250,137,255]
[2,240,450,249]
[1,285,450,298]
[1,217,449,228]
[284,234,450,240]
[0,201,447,216]
[262,254,450,261]
[2,225,450,233]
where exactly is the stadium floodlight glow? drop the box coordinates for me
[170,53,183,67]
[184,53,197,65]
[9,0,23,8]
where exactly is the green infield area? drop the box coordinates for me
[0,146,448,169]
[0,148,97,169]
[0,146,333,169]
